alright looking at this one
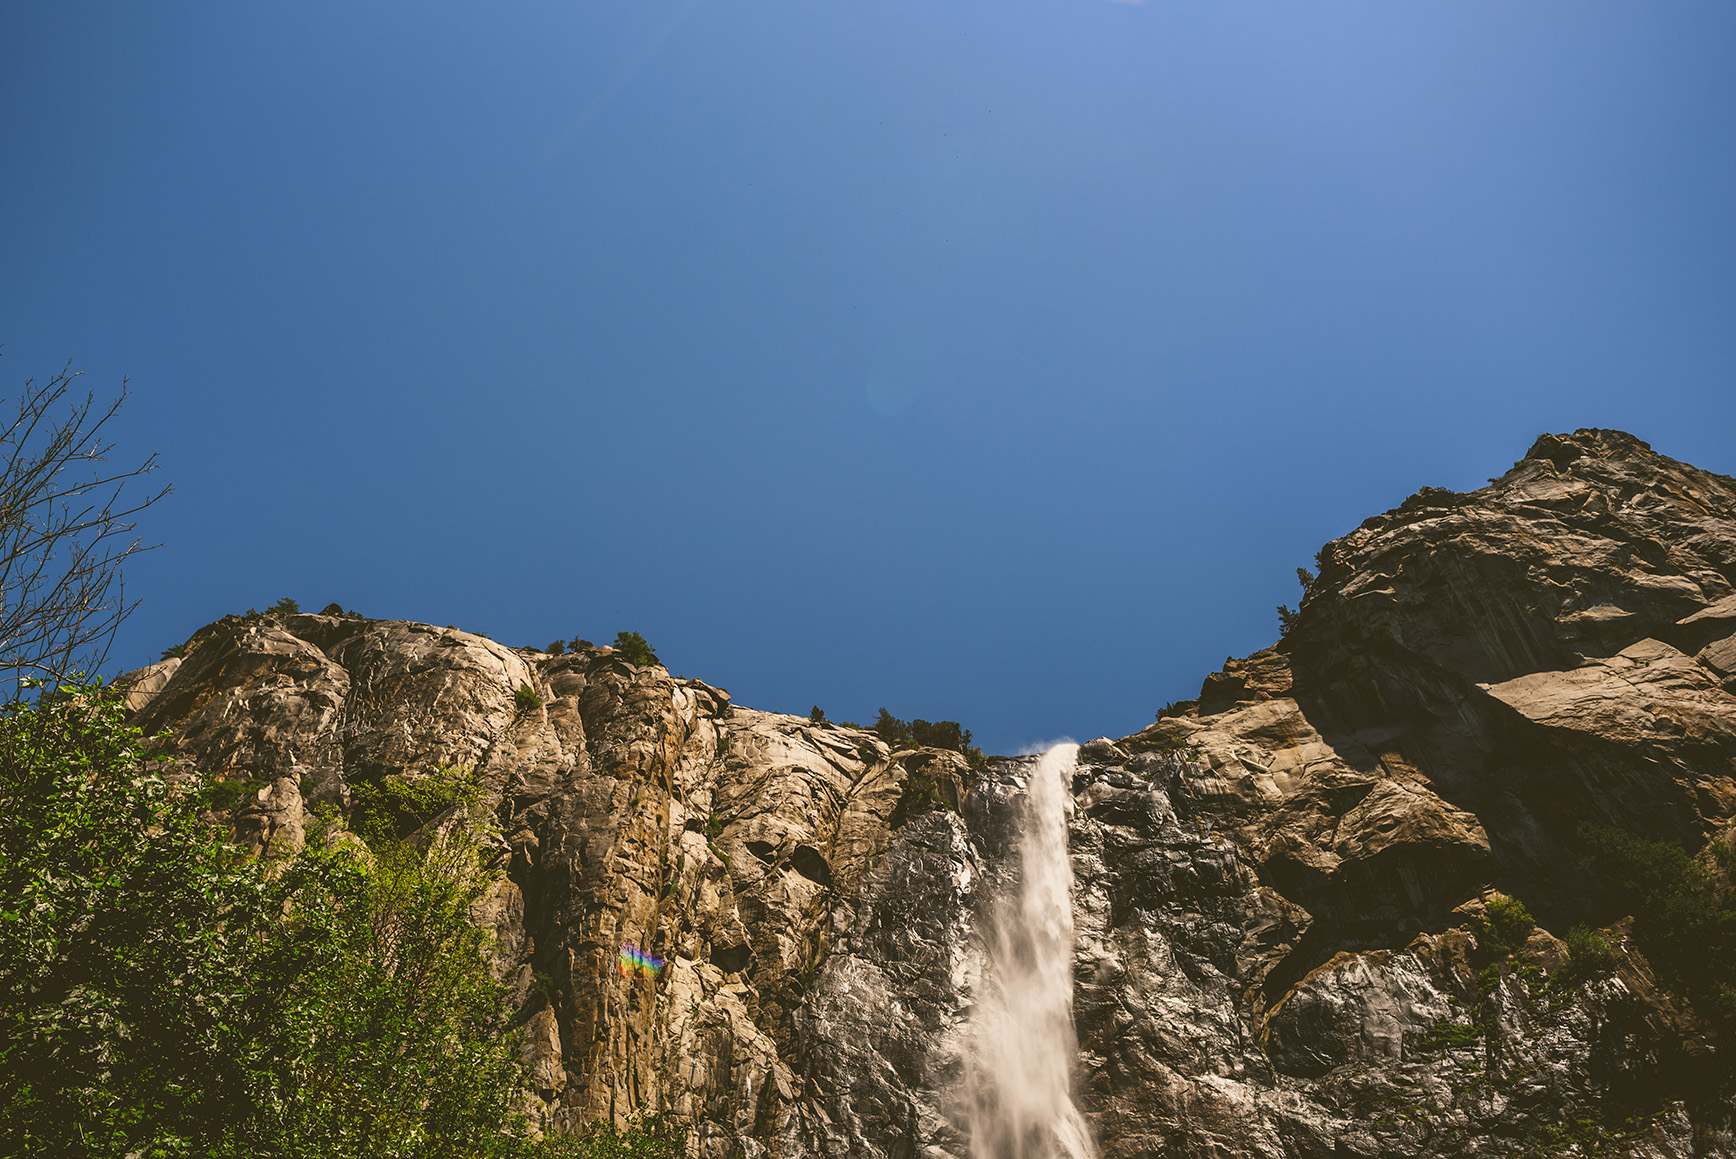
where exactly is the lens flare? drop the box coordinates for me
[617,943,665,978]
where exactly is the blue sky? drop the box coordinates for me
[3,1,1733,753]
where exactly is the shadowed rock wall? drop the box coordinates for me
[123,429,1736,1157]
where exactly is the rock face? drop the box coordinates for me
[125,429,1736,1157]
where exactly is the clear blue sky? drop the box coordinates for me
[3,2,1733,753]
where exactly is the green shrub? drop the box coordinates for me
[197,775,266,815]
[613,631,659,667]
[547,640,566,656]
[0,682,267,1156]
[1414,1019,1481,1053]
[1276,604,1299,634]
[349,766,479,847]
[872,708,985,766]
[0,684,660,1158]
[809,705,827,723]
[243,829,523,1157]
[528,1114,687,1158]
[1581,824,1736,1021]
[1472,893,1535,957]
[160,642,189,660]
[515,682,543,713]
[266,597,299,616]
[1564,924,1620,978]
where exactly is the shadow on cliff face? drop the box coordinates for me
[118,427,1736,1158]
[1127,431,1736,995]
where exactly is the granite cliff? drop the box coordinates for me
[121,429,1736,1157]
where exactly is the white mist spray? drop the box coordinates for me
[967,742,1096,1159]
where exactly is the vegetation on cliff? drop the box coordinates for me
[871,706,986,765]
[1583,823,1736,1024]
[0,681,679,1158]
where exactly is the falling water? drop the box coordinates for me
[967,742,1096,1159]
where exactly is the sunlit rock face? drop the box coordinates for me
[125,429,1736,1158]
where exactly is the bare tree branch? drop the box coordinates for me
[0,356,168,690]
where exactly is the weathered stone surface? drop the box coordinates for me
[122,428,1736,1157]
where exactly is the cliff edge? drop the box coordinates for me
[121,429,1736,1158]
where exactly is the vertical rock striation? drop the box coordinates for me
[124,430,1736,1157]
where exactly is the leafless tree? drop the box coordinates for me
[0,357,167,688]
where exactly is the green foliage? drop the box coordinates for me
[159,641,188,660]
[1276,604,1298,634]
[0,680,688,1158]
[809,705,827,724]
[1471,893,1536,958]
[516,682,544,712]
[238,826,524,1157]
[266,597,299,616]
[196,774,265,815]
[872,708,986,765]
[1295,566,1315,592]
[349,765,480,846]
[1581,824,1736,1020]
[569,638,594,652]
[547,639,566,656]
[526,1114,687,1158]
[0,682,269,1157]
[890,771,957,827]
[1564,924,1620,979]
[612,631,659,667]
[1414,1019,1481,1053]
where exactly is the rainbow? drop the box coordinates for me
[617,943,665,978]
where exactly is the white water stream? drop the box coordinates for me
[966,742,1096,1159]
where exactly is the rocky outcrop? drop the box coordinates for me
[123,429,1736,1157]
[1114,429,1736,1154]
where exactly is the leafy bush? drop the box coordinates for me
[872,708,985,765]
[240,827,524,1157]
[1581,824,1736,1021]
[1276,604,1299,634]
[266,597,299,616]
[196,775,265,816]
[529,1114,687,1158]
[516,682,543,712]
[0,682,268,1157]
[547,640,566,656]
[613,631,659,667]
[349,766,479,846]
[1564,924,1620,979]
[809,705,827,723]
[1414,1019,1481,1053]
[0,681,688,1158]
[1472,893,1535,957]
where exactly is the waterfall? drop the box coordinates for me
[967,742,1096,1159]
